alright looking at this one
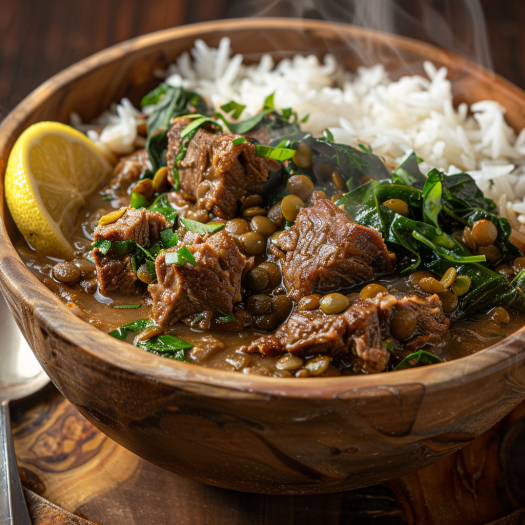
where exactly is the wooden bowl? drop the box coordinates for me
[2,18,525,496]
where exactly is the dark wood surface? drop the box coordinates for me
[0,0,524,116]
[9,383,525,525]
[2,2,525,523]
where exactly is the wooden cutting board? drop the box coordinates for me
[10,383,525,525]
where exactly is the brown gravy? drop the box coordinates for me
[15,187,525,377]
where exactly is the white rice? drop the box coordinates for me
[72,37,525,223]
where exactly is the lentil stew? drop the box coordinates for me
[11,84,525,378]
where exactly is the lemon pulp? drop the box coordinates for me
[5,122,112,259]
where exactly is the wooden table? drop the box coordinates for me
[3,1,525,523]
[9,383,525,525]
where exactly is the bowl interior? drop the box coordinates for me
[1,18,525,397]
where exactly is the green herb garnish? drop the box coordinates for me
[92,239,111,255]
[232,137,248,145]
[136,243,155,261]
[130,192,149,209]
[112,304,141,309]
[180,217,225,236]
[136,334,192,361]
[282,108,293,120]
[109,319,157,340]
[394,350,442,371]
[264,92,275,110]
[254,144,295,161]
[112,240,137,255]
[160,229,179,249]
[148,193,177,222]
[323,128,334,142]
[165,246,197,266]
[216,308,237,324]
[220,100,246,119]
[181,116,221,139]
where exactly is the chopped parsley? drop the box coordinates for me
[109,319,157,340]
[136,334,192,361]
[254,144,295,161]
[130,192,149,209]
[160,229,179,249]
[112,304,141,309]
[216,308,237,324]
[220,100,246,119]
[180,217,225,236]
[92,239,111,255]
[165,246,197,266]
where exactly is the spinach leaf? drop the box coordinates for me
[130,193,149,209]
[109,319,157,340]
[425,255,525,317]
[180,218,224,236]
[394,350,442,370]
[264,92,275,110]
[112,240,137,255]
[220,100,246,119]
[255,144,296,161]
[160,229,179,249]
[338,181,485,274]
[181,116,221,139]
[308,139,390,190]
[136,334,192,361]
[216,307,237,324]
[165,246,197,266]
[216,111,271,135]
[148,193,177,222]
[141,83,169,107]
[146,128,168,174]
[422,169,444,231]
[391,150,427,188]
[443,172,497,214]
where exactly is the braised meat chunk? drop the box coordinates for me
[241,292,449,373]
[166,117,271,219]
[277,199,393,301]
[111,148,151,192]
[93,208,167,294]
[149,230,249,326]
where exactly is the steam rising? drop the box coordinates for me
[226,0,493,69]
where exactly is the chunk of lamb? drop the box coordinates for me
[277,199,393,301]
[93,208,167,294]
[240,292,449,373]
[110,149,151,192]
[166,117,272,219]
[149,230,249,326]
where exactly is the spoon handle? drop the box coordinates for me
[0,400,32,525]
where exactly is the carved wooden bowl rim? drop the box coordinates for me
[1,18,525,400]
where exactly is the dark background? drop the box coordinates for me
[0,0,522,115]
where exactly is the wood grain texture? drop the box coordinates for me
[10,385,525,525]
[2,19,525,495]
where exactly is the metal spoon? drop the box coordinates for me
[0,291,49,524]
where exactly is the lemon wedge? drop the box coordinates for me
[5,122,112,259]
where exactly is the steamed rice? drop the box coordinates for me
[71,36,525,223]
